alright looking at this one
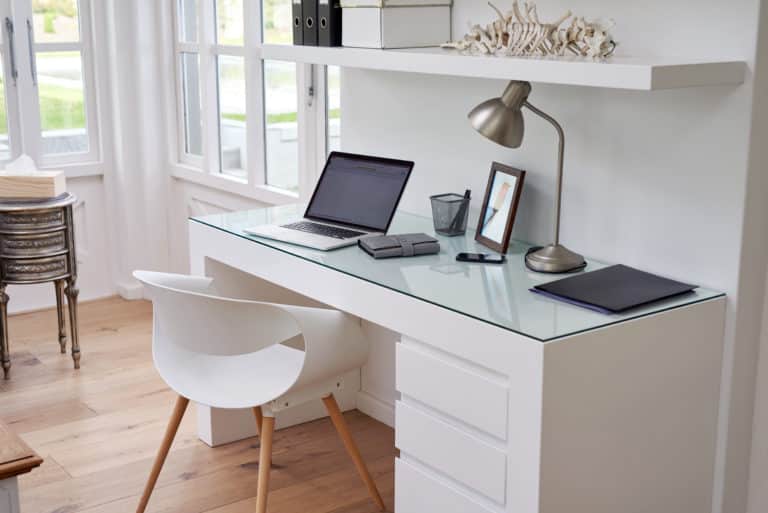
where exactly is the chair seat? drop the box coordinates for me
[154,341,305,409]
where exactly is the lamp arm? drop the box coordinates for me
[523,100,565,246]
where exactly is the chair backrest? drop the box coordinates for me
[135,270,302,356]
[134,271,370,404]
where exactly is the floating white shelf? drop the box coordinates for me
[260,44,746,91]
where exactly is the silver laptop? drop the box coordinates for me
[245,152,413,250]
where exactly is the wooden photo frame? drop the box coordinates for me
[475,162,525,254]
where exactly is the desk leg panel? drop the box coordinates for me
[539,298,726,513]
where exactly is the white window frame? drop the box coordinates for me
[0,1,23,161]
[1,0,101,170]
[169,0,331,203]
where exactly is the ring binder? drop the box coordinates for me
[319,0,342,46]
[302,0,319,45]
[292,0,303,44]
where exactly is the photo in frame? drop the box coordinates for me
[476,162,526,254]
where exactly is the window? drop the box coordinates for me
[214,0,246,178]
[262,0,298,191]
[172,0,331,196]
[216,55,247,177]
[180,52,202,156]
[263,60,297,191]
[0,51,11,161]
[326,65,340,154]
[0,0,98,166]
[37,51,88,155]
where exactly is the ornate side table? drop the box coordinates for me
[0,193,79,379]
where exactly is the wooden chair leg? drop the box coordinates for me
[322,394,386,512]
[255,416,275,513]
[252,406,264,436]
[136,395,189,513]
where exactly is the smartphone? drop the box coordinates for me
[456,252,506,264]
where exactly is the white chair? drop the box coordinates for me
[133,270,385,513]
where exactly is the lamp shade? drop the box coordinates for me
[468,80,532,149]
[468,100,525,148]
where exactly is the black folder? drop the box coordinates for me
[292,0,303,44]
[302,0,318,46]
[318,0,342,47]
[532,264,697,314]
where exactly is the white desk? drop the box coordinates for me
[189,204,725,513]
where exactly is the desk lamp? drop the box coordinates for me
[468,80,585,273]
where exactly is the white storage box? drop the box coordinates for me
[341,0,450,5]
[341,0,451,49]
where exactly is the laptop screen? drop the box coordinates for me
[305,152,413,232]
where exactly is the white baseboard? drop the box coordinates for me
[357,391,395,428]
[7,291,117,315]
[116,280,144,300]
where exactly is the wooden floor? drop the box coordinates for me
[0,297,395,513]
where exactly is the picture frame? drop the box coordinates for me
[475,162,526,254]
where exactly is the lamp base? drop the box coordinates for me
[525,244,586,274]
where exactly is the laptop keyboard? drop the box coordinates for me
[282,221,366,240]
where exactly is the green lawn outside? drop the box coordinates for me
[0,79,86,136]
[223,108,340,125]
[39,83,85,131]
[0,51,85,137]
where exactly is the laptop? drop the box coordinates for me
[245,152,414,250]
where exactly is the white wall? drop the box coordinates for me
[342,2,767,513]
[167,179,270,272]
[742,3,768,513]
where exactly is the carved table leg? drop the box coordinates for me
[1,285,9,379]
[55,280,67,354]
[65,278,80,370]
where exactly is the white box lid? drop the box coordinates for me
[341,0,451,8]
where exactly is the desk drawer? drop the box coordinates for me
[395,401,506,503]
[395,458,495,513]
[2,254,69,282]
[0,208,66,232]
[0,230,67,257]
[397,343,508,439]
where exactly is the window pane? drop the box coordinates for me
[32,0,80,43]
[264,60,298,192]
[215,0,244,45]
[178,0,198,42]
[181,53,202,156]
[0,56,9,161]
[327,65,340,154]
[263,0,292,44]
[37,51,88,155]
[218,56,246,178]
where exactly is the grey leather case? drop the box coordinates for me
[358,233,440,259]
